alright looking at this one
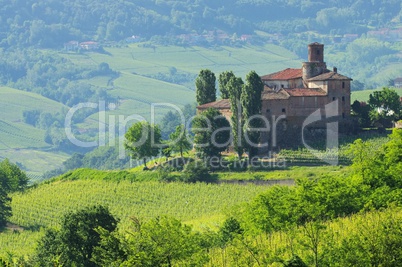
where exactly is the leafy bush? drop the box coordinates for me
[181,161,217,183]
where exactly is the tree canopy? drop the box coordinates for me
[124,121,162,168]
[228,75,245,159]
[0,183,11,228]
[34,205,118,267]
[195,69,216,106]
[192,108,231,158]
[240,71,264,159]
[0,159,28,193]
[0,159,28,228]
[218,71,235,99]
[168,125,192,158]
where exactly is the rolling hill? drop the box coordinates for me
[0,43,301,177]
[0,168,271,257]
[0,87,69,176]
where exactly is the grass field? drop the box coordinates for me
[351,86,402,102]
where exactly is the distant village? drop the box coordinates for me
[64,26,402,52]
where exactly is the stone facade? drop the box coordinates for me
[197,43,353,151]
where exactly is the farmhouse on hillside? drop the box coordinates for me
[394,77,402,88]
[197,43,354,149]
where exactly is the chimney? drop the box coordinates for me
[333,67,337,73]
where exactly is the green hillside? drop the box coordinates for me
[0,87,65,122]
[0,87,69,175]
[64,43,300,126]
[351,87,402,102]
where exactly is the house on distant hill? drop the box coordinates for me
[394,78,402,88]
[64,41,79,51]
[197,43,354,150]
[79,41,99,50]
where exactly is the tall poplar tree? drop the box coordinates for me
[241,71,264,160]
[228,76,244,159]
[195,69,216,105]
[192,108,231,158]
[218,71,235,99]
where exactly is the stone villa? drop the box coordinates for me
[197,43,353,149]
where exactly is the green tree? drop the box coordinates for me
[122,216,209,266]
[228,76,245,159]
[346,139,375,179]
[0,159,28,192]
[351,100,371,127]
[63,153,84,171]
[192,108,231,159]
[169,125,192,158]
[195,69,216,105]
[219,217,243,245]
[160,103,196,139]
[241,71,264,160]
[125,121,162,169]
[218,71,235,99]
[379,128,402,188]
[34,205,118,267]
[0,182,11,228]
[368,87,402,126]
[181,160,216,183]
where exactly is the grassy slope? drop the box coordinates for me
[351,87,402,102]
[1,169,274,257]
[0,87,69,174]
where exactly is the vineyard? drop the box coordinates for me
[278,132,390,166]
[1,178,270,257]
[0,120,46,150]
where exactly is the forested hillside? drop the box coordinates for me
[0,0,401,48]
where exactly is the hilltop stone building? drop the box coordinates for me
[197,43,353,150]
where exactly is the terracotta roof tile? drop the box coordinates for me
[261,86,290,100]
[308,71,352,81]
[285,88,327,96]
[261,68,302,81]
[197,99,230,110]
